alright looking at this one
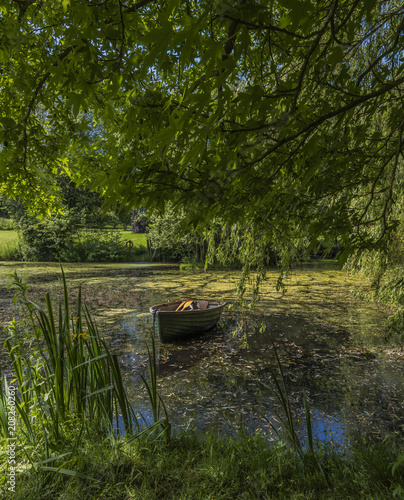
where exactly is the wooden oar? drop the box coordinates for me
[175,300,193,311]
[181,300,193,311]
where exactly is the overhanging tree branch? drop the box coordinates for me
[246,76,404,169]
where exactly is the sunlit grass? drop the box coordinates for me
[118,231,147,247]
[2,430,402,499]
[0,229,146,248]
[0,230,18,245]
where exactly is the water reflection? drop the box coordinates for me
[1,262,403,447]
[112,307,404,448]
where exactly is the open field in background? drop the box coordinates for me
[73,229,148,247]
[0,230,18,245]
[0,229,148,262]
[0,230,147,247]
[118,231,147,246]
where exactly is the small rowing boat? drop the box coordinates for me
[149,300,226,342]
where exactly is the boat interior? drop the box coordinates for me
[157,300,222,312]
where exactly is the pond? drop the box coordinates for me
[0,260,403,449]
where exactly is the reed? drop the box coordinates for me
[260,343,314,458]
[0,268,170,466]
[139,334,171,443]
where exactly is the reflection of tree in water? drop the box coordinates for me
[0,263,402,445]
[113,307,404,445]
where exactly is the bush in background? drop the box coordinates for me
[18,214,75,261]
[0,217,14,230]
[59,230,127,262]
[147,203,206,262]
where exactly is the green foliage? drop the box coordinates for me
[2,0,404,303]
[18,213,75,261]
[373,269,404,342]
[1,430,402,499]
[2,269,139,438]
[137,336,171,444]
[0,240,22,261]
[179,258,205,271]
[1,0,403,249]
[0,227,148,264]
[3,177,136,262]
[259,343,315,459]
[0,196,9,219]
[389,217,404,265]
[130,208,148,233]
[0,269,170,486]
[345,249,389,289]
[0,217,14,230]
[345,244,404,342]
[205,221,302,305]
[3,178,141,262]
[147,203,206,262]
[59,230,128,262]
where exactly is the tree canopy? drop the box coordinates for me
[1,0,404,262]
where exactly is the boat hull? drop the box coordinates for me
[150,300,226,342]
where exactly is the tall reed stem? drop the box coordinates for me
[260,343,314,458]
[0,269,170,446]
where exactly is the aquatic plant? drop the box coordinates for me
[141,335,170,433]
[0,269,170,478]
[260,343,314,459]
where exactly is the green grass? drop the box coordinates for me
[1,269,403,499]
[118,231,147,247]
[0,230,148,262]
[0,271,171,497]
[119,232,148,258]
[0,230,18,245]
[0,270,152,438]
[0,230,147,248]
[0,231,21,260]
[2,431,403,499]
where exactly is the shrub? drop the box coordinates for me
[59,230,127,262]
[18,214,75,261]
[147,203,206,262]
[0,217,14,230]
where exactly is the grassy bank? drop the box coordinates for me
[3,431,403,500]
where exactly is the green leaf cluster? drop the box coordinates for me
[1,0,404,287]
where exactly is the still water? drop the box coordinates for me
[0,261,403,448]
